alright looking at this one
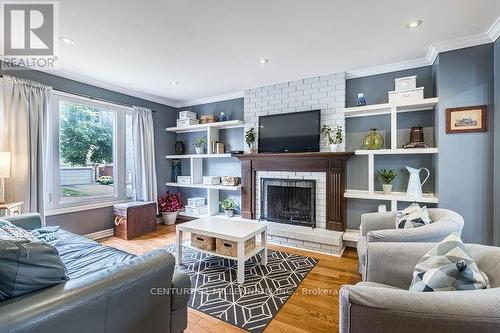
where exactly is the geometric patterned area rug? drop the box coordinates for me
[163,244,318,332]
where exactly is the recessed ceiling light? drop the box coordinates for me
[170,81,180,85]
[258,58,269,64]
[60,36,75,45]
[407,19,423,29]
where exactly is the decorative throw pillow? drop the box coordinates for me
[409,233,490,292]
[396,203,432,229]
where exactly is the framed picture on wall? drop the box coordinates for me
[446,105,487,134]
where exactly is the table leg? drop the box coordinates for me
[176,229,183,265]
[237,240,245,284]
[261,229,267,265]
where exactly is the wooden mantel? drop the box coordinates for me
[233,152,354,232]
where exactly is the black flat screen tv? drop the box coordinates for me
[258,110,320,153]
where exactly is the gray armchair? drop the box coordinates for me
[340,242,500,333]
[357,208,464,278]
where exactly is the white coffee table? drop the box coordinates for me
[176,217,267,284]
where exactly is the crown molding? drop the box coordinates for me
[345,56,429,79]
[37,67,180,107]
[430,32,492,55]
[487,15,500,42]
[176,91,244,108]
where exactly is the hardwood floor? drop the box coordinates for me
[101,223,361,333]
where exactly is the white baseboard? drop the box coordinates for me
[84,228,114,240]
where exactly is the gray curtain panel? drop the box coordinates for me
[0,76,52,218]
[132,106,158,203]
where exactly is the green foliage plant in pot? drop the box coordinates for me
[245,127,256,152]
[220,197,237,217]
[194,136,206,154]
[321,125,343,152]
[377,169,397,195]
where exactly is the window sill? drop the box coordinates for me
[45,199,132,216]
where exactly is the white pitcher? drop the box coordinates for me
[406,166,430,198]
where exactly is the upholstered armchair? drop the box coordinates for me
[340,242,500,333]
[357,209,464,278]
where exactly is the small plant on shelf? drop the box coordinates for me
[377,169,397,195]
[321,125,343,152]
[193,136,206,154]
[220,197,237,217]
[158,191,184,225]
[245,127,256,151]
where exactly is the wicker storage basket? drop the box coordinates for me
[191,233,216,251]
[216,237,256,257]
[200,115,216,124]
[221,176,240,186]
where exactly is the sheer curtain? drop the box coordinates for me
[131,106,158,203]
[0,76,52,216]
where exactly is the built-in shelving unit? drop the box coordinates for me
[166,119,244,219]
[344,98,439,211]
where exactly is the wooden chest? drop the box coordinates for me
[113,201,157,240]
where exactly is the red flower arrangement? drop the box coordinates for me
[158,192,183,213]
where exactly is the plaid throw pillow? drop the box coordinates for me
[409,233,490,292]
[396,203,431,229]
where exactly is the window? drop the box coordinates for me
[46,92,134,211]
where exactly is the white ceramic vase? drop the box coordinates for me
[224,209,234,217]
[162,211,178,225]
[195,147,204,154]
[329,143,340,152]
[382,184,392,195]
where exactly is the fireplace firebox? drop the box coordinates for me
[260,178,316,228]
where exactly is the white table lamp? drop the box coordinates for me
[0,152,11,204]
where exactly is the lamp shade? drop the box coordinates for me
[0,152,11,178]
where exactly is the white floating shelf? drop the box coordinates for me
[355,148,439,155]
[166,120,244,133]
[344,98,438,118]
[344,190,438,204]
[166,182,241,191]
[165,153,233,159]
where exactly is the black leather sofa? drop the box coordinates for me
[0,213,191,333]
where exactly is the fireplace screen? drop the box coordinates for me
[260,178,316,227]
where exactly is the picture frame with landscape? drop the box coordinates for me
[446,105,487,134]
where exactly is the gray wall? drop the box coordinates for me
[174,98,244,213]
[0,67,177,235]
[345,66,437,228]
[493,38,500,246]
[435,44,495,244]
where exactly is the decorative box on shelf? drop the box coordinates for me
[200,115,216,124]
[177,118,199,127]
[113,201,157,240]
[388,87,424,105]
[203,176,221,185]
[184,205,208,216]
[187,197,205,207]
[178,111,197,120]
[394,76,417,91]
[191,233,215,251]
[177,176,191,185]
[216,237,256,257]
[221,176,240,186]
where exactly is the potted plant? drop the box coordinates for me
[194,136,206,154]
[158,191,183,225]
[377,169,397,195]
[321,125,343,152]
[220,197,237,217]
[245,127,256,152]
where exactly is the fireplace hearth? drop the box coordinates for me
[260,178,316,228]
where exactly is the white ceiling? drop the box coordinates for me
[54,0,500,105]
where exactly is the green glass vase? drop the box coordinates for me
[362,129,384,150]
